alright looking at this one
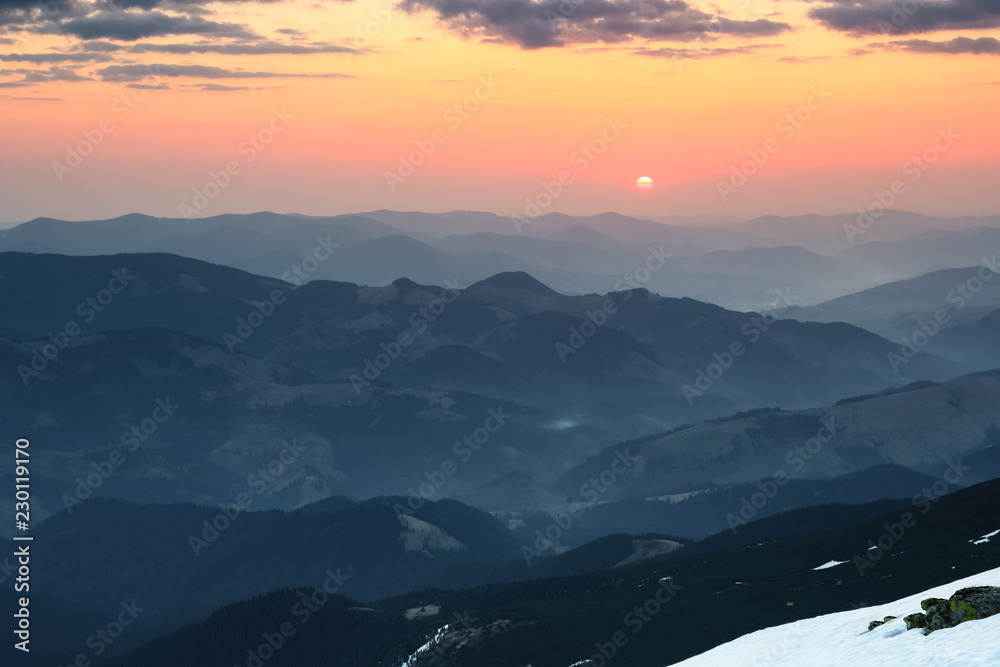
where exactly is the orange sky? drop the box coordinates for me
[1,0,998,222]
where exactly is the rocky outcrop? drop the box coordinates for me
[867,615,896,631]
[889,586,1000,635]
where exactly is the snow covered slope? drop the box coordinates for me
[670,566,1000,666]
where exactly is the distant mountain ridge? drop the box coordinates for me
[7,208,1000,667]
[782,263,1000,368]
[0,251,972,536]
[5,209,999,310]
[783,264,1000,340]
[556,369,1000,501]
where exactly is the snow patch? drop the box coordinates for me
[669,566,1000,667]
[615,540,684,568]
[405,604,441,620]
[398,515,465,554]
[812,559,848,571]
[646,489,709,504]
[175,273,209,292]
[970,529,1000,545]
[397,623,450,667]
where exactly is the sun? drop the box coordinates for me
[636,176,653,189]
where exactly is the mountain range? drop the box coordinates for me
[4,209,1000,311]
[9,475,992,667]
[0,251,982,537]
[4,208,1000,666]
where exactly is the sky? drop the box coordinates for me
[1,0,998,223]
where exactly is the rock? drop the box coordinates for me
[868,615,897,631]
[899,586,1000,635]
[903,613,927,631]
[927,608,951,632]
[920,598,947,611]
[949,586,1000,625]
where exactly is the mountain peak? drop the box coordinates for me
[467,271,558,295]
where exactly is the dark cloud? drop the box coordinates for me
[23,65,90,80]
[126,81,169,88]
[0,65,90,82]
[635,43,772,58]
[0,80,31,86]
[0,0,72,7]
[74,39,127,50]
[396,0,791,49]
[55,11,257,40]
[0,51,113,61]
[96,62,353,80]
[808,0,1000,35]
[776,54,832,62]
[130,39,358,54]
[0,0,79,28]
[197,82,253,90]
[880,36,1000,54]
[0,0,69,15]
[102,0,291,7]
[99,0,185,9]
